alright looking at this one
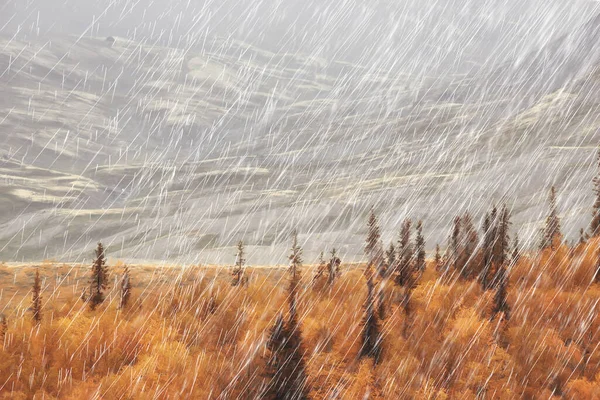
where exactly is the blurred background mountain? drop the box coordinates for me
[1,0,600,264]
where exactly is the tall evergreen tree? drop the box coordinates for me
[386,242,396,276]
[264,236,309,399]
[481,209,496,289]
[541,186,562,250]
[401,285,414,339]
[327,248,341,286]
[119,266,131,310]
[458,213,478,279]
[313,251,327,282]
[396,219,413,286]
[511,233,520,265]
[451,216,462,270]
[494,205,511,267]
[489,206,511,288]
[360,266,382,363]
[289,230,303,281]
[232,240,247,286]
[414,221,426,272]
[481,205,510,289]
[434,244,443,271]
[89,242,109,310]
[288,231,303,321]
[264,311,309,400]
[365,209,384,275]
[590,148,600,237]
[491,265,510,321]
[32,269,42,325]
[378,287,386,321]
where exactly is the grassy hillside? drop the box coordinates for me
[0,239,599,398]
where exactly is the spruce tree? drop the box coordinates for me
[491,265,510,321]
[288,231,303,321]
[119,266,131,310]
[481,210,495,289]
[32,269,42,324]
[289,230,303,281]
[489,206,511,288]
[481,206,510,289]
[232,240,246,287]
[459,213,478,280]
[396,219,413,286]
[360,266,382,363]
[414,221,426,272]
[327,248,340,286]
[451,216,461,270]
[264,311,309,400]
[313,251,327,282]
[89,242,109,310]
[434,244,442,271]
[365,208,384,275]
[264,236,309,400]
[386,242,396,276]
[494,205,511,268]
[542,186,562,250]
[590,148,600,237]
[511,233,520,265]
[378,286,386,321]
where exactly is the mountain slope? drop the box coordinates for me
[0,21,600,264]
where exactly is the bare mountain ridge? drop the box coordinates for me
[0,13,600,263]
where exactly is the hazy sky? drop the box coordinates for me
[2,0,599,76]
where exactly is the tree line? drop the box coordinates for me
[19,149,600,399]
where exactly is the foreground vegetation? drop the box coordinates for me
[0,237,598,399]
[3,154,600,399]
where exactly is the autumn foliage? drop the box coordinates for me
[0,236,597,399]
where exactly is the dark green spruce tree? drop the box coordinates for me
[386,242,396,276]
[434,244,443,271]
[289,230,303,281]
[327,248,341,286]
[232,240,247,287]
[491,265,510,321]
[89,242,109,310]
[32,269,42,325]
[511,233,520,265]
[396,219,413,286]
[480,208,496,290]
[450,216,462,272]
[495,206,511,266]
[458,213,478,280]
[491,205,511,287]
[541,186,562,250]
[264,232,309,400]
[313,251,326,283]
[365,208,384,276]
[360,265,382,363]
[414,221,426,272]
[356,211,383,362]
